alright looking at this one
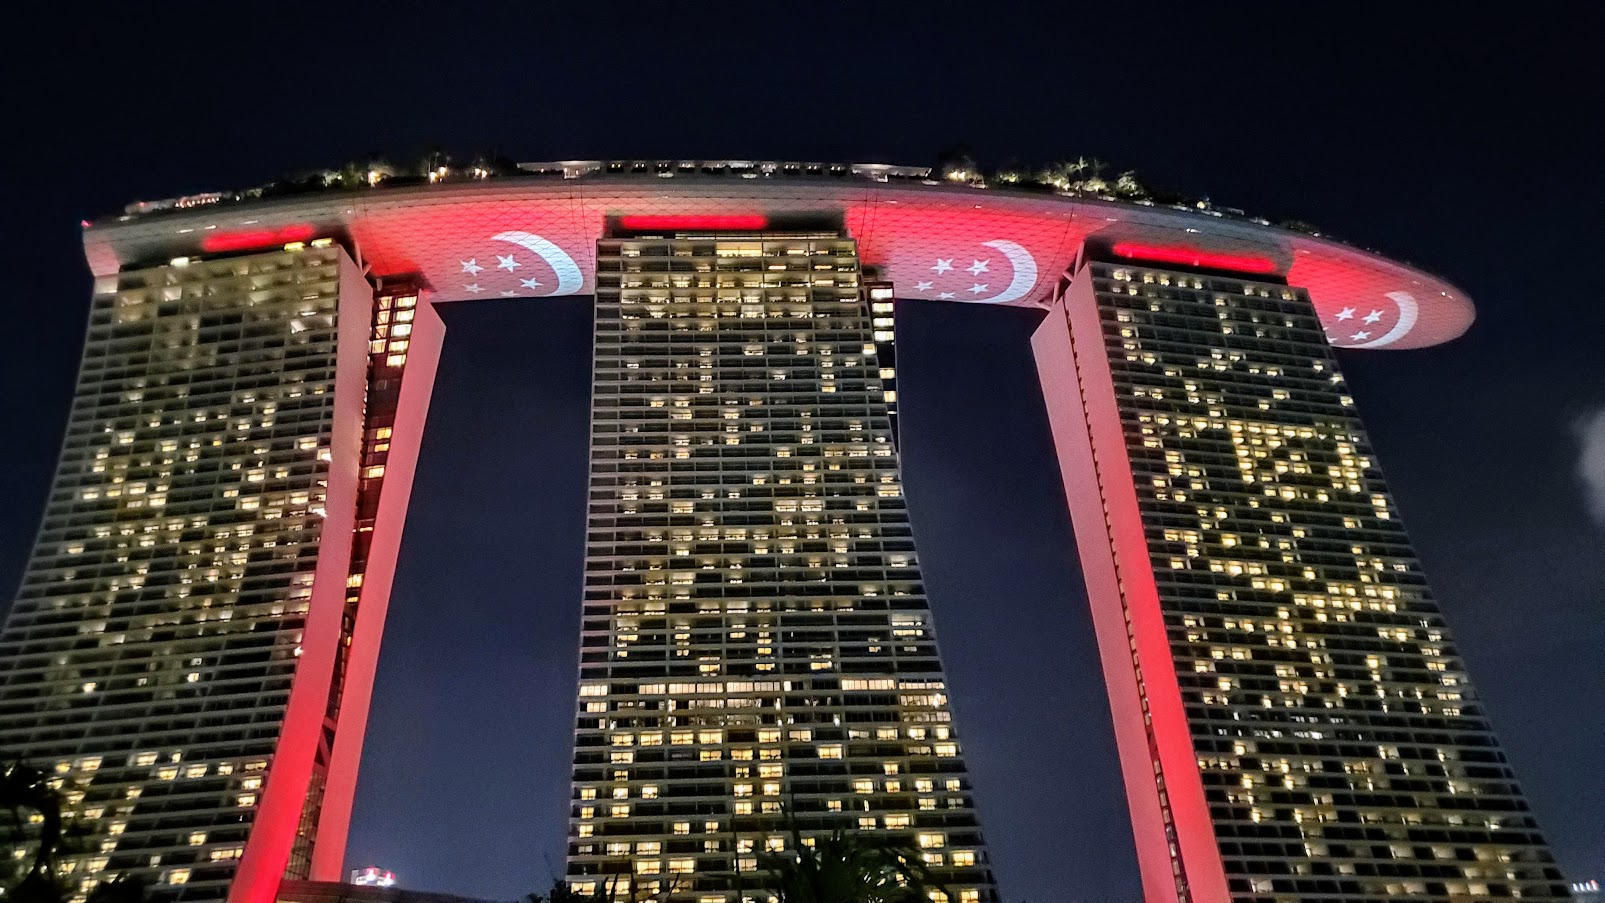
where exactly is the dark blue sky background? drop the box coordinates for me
[2,5,1602,902]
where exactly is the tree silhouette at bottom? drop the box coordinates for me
[756,829,946,903]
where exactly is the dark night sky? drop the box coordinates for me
[2,5,1602,902]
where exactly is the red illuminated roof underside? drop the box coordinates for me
[83,177,1474,351]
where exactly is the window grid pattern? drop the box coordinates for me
[1091,260,1568,902]
[566,234,996,903]
[0,248,349,901]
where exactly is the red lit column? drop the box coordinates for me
[1031,269,1231,903]
[228,256,374,903]
[308,296,447,880]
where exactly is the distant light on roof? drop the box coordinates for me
[350,867,396,887]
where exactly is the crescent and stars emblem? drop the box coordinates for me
[911,239,1040,304]
[1346,291,1419,349]
[489,231,583,296]
[1327,291,1419,348]
[978,239,1038,304]
[455,231,585,297]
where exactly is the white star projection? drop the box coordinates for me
[906,241,1037,304]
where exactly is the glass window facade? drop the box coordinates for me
[0,247,357,901]
[566,232,997,902]
[1049,258,1570,902]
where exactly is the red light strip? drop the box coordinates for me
[1111,241,1278,275]
[309,300,448,881]
[618,214,768,231]
[201,224,317,253]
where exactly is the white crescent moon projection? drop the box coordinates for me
[490,231,584,296]
[977,239,1038,305]
[1349,291,1419,348]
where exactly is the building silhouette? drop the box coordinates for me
[0,161,1571,903]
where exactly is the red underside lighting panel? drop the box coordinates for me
[84,179,1475,353]
[1109,241,1278,275]
[201,224,316,253]
[618,214,768,231]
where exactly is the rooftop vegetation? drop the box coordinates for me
[108,149,1329,240]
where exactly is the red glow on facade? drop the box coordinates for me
[201,224,317,253]
[1033,275,1231,903]
[618,214,769,231]
[228,258,373,903]
[1110,241,1278,275]
[309,300,449,881]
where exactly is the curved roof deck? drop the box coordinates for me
[83,164,1473,350]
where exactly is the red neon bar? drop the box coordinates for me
[618,214,768,231]
[201,224,317,253]
[1110,241,1278,275]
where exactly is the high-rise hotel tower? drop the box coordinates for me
[568,225,992,901]
[0,160,1572,903]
